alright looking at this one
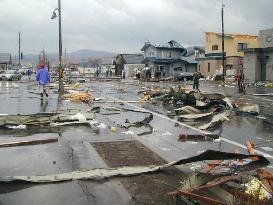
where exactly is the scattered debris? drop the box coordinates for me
[60,93,95,103]
[0,150,268,183]
[5,124,27,129]
[0,110,96,127]
[235,104,260,115]
[110,126,117,132]
[0,138,58,148]
[178,134,219,142]
[167,140,272,205]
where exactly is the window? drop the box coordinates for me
[198,65,201,71]
[174,67,183,71]
[156,65,164,71]
[238,43,247,51]
[148,52,155,57]
[212,45,218,51]
[208,63,210,72]
[266,36,272,42]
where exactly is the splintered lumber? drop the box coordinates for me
[0,138,58,148]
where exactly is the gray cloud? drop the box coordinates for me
[0,0,272,55]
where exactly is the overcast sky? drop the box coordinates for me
[0,0,272,55]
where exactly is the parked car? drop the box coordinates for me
[177,72,204,81]
[0,70,22,81]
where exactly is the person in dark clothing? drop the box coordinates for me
[145,68,151,81]
[193,72,200,90]
[236,67,245,93]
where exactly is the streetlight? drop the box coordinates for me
[51,0,64,95]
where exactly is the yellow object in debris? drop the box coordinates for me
[110,126,117,132]
[74,82,80,87]
[61,93,95,103]
[245,178,271,200]
[265,83,273,88]
[142,95,151,101]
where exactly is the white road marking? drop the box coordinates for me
[252,96,273,103]
[107,96,273,159]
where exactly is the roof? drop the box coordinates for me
[121,54,144,64]
[159,40,184,49]
[0,53,11,64]
[206,32,258,39]
[145,56,196,64]
[179,56,197,64]
[185,46,205,57]
[141,40,187,55]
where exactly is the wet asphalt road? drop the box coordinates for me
[0,77,272,205]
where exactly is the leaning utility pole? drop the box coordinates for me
[221,1,225,81]
[18,32,21,66]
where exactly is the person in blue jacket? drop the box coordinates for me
[26,69,32,80]
[36,63,50,99]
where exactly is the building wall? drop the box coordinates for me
[144,46,181,59]
[244,52,258,81]
[259,28,273,48]
[198,59,222,77]
[205,32,259,57]
[244,51,273,81]
[124,64,145,77]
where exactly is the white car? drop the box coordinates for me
[0,70,22,81]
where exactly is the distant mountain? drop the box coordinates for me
[22,49,116,65]
[67,49,115,60]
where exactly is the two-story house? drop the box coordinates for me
[141,40,197,78]
[197,32,259,78]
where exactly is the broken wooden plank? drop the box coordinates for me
[0,138,58,148]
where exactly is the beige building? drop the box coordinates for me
[205,32,259,57]
[198,32,259,77]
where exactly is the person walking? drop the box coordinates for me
[36,63,50,99]
[236,67,245,93]
[26,69,32,80]
[193,72,200,90]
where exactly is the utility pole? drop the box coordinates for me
[58,0,64,95]
[221,1,225,81]
[18,32,21,66]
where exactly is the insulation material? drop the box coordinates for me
[198,110,231,130]
[179,112,213,120]
[175,106,202,114]
[0,111,96,127]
